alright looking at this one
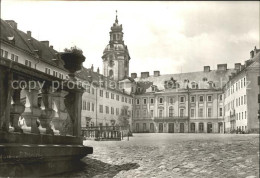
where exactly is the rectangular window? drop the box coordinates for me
[111,107,114,115]
[99,105,103,113]
[129,98,131,104]
[121,96,124,102]
[4,51,8,58]
[150,98,154,104]
[242,112,243,119]
[143,98,147,104]
[159,109,163,117]
[106,106,109,114]
[111,93,114,99]
[125,97,127,103]
[169,97,174,104]
[116,95,119,101]
[143,123,146,131]
[180,108,184,117]
[92,88,95,95]
[191,96,195,103]
[245,111,247,119]
[199,108,204,117]
[241,96,243,105]
[207,95,212,102]
[219,108,223,117]
[219,94,223,101]
[136,99,140,105]
[0,49,3,57]
[199,96,204,102]
[100,90,103,97]
[191,108,195,117]
[82,101,86,110]
[159,97,163,104]
[106,92,109,98]
[180,96,185,103]
[244,95,246,104]
[116,108,119,115]
[87,102,90,111]
[244,78,246,87]
[207,108,212,117]
[136,110,140,117]
[11,54,14,60]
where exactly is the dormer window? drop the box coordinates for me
[208,81,215,88]
[191,82,198,89]
[137,87,141,93]
[203,77,208,82]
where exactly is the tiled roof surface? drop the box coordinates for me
[0,19,64,68]
[134,69,235,91]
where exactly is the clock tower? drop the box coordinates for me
[102,11,130,81]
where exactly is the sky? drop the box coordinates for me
[1,1,259,75]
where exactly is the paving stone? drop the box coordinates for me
[56,134,259,178]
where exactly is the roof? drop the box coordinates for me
[134,69,235,93]
[0,19,64,68]
[76,67,132,97]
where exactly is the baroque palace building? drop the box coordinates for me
[1,16,259,134]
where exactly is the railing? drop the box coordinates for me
[154,116,189,122]
[0,57,84,144]
[81,126,130,141]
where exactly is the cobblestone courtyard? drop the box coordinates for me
[59,134,259,178]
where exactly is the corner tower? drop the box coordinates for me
[102,11,130,81]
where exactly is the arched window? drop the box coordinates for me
[109,70,113,78]
[169,106,174,117]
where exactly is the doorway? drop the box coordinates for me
[168,123,174,133]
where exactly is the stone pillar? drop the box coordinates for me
[204,122,207,133]
[64,89,83,137]
[0,69,12,132]
[10,88,25,133]
[39,86,55,135]
[23,83,41,134]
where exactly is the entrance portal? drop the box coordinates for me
[190,123,195,133]
[168,123,174,133]
[207,123,213,133]
[180,123,184,133]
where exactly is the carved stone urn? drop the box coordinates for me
[60,50,85,81]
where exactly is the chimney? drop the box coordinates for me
[27,31,31,37]
[234,63,241,70]
[50,45,53,49]
[217,64,227,71]
[41,41,49,47]
[204,66,210,72]
[97,67,100,74]
[141,72,149,78]
[153,71,160,77]
[91,64,94,71]
[131,73,137,79]
[254,46,257,55]
[240,64,245,71]
[6,20,17,29]
[250,50,254,59]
